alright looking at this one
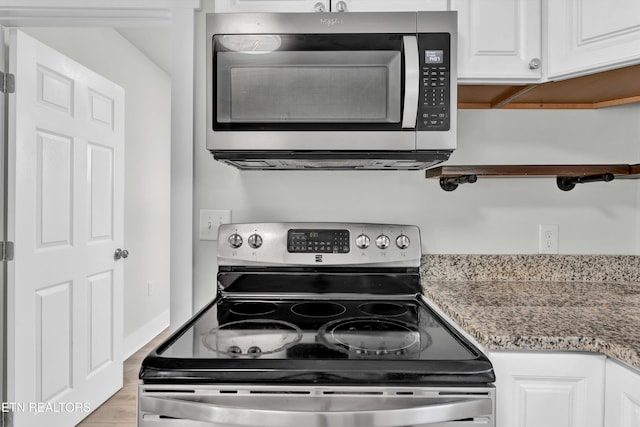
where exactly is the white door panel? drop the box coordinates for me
[7,30,125,426]
[214,0,321,12]
[548,0,640,79]
[452,0,542,83]
[333,0,447,12]
[0,23,6,409]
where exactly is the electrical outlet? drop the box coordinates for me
[199,209,231,241]
[538,224,559,254]
[147,281,153,297]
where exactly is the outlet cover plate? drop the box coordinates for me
[538,224,559,254]
[199,209,231,241]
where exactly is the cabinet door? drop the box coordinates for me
[605,359,640,427]
[451,0,541,83]
[547,0,640,80]
[214,0,325,13]
[491,352,606,427]
[330,0,447,12]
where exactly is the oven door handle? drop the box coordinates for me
[401,35,419,129]
[140,395,491,426]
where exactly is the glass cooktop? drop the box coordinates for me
[162,297,473,361]
[141,290,494,385]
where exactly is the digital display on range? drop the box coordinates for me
[425,50,444,64]
[288,229,350,253]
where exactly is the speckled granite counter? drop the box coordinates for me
[420,255,640,370]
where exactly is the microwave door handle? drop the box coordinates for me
[402,35,419,129]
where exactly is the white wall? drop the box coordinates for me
[22,28,172,341]
[193,3,640,311]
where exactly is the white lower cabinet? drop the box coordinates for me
[491,351,606,427]
[605,359,640,427]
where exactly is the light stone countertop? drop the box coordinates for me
[421,280,640,370]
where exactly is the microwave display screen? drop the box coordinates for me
[425,50,444,64]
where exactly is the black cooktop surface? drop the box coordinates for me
[162,297,475,361]
[140,275,494,385]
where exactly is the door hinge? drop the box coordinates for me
[0,70,15,94]
[1,241,14,261]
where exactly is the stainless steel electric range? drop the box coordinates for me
[138,223,495,426]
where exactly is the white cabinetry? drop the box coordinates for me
[491,351,606,427]
[214,0,447,13]
[451,0,542,83]
[547,0,640,80]
[214,0,323,13]
[330,0,446,12]
[605,359,640,427]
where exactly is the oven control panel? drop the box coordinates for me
[218,222,421,267]
[287,229,350,253]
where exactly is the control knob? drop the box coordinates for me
[396,234,410,250]
[375,234,390,250]
[228,233,243,248]
[248,233,263,249]
[355,234,370,249]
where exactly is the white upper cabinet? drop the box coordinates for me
[604,359,640,427]
[491,351,606,427]
[214,0,325,13]
[547,0,640,80]
[330,0,446,12]
[215,0,448,13]
[451,0,542,83]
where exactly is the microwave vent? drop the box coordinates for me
[216,153,451,171]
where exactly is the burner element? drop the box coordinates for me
[318,317,431,358]
[203,319,302,358]
[358,302,408,317]
[229,302,278,316]
[291,302,346,318]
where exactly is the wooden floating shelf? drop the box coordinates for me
[458,64,640,109]
[425,164,632,178]
[425,164,640,192]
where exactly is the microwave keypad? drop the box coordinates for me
[417,34,451,132]
[420,65,449,131]
[422,66,448,129]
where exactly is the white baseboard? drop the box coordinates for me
[123,309,170,360]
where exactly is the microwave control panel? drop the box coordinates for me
[417,33,451,132]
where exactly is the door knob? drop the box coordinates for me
[529,57,541,70]
[114,248,129,260]
[313,2,326,12]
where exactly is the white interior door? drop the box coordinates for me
[6,30,125,426]
[0,23,6,413]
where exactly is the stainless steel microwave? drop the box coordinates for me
[206,12,457,170]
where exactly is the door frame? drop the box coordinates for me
[0,1,198,340]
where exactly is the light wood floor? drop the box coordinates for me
[77,330,169,427]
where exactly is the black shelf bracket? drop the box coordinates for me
[556,173,615,191]
[439,175,478,192]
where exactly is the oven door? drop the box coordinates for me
[139,385,495,427]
